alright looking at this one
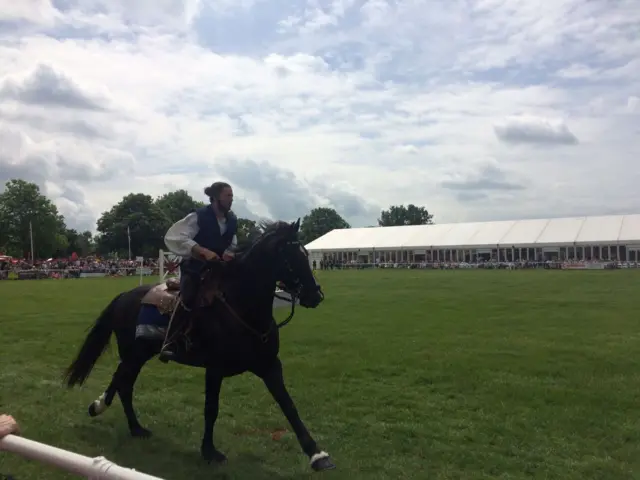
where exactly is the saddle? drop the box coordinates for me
[140,277,181,315]
[140,273,223,316]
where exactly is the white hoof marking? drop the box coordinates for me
[92,392,108,415]
[309,451,329,466]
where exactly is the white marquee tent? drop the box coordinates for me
[305,214,640,262]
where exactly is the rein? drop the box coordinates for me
[197,230,312,343]
[213,289,298,343]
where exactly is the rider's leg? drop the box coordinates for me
[159,272,199,362]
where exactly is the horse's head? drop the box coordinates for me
[239,219,324,309]
[271,219,324,308]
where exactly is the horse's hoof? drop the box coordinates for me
[88,404,98,417]
[130,426,153,438]
[310,451,336,471]
[201,444,227,464]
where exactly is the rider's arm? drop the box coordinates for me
[223,234,237,258]
[227,234,238,252]
[164,213,200,257]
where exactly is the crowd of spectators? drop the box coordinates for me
[0,256,161,280]
[3,255,638,280]
[317,258,638,270]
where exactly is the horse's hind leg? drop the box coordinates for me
[117,339,156,438]
[87,330,139,418]
[87,363,124,417]
[117,358,151,438]
[87,337,156,438]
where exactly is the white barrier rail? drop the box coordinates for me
[0,434,165,479]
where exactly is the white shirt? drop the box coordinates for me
[164,212,238,259]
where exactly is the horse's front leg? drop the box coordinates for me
[201,368,227,464]
[260,357,336,471]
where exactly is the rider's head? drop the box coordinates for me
[205,182,233,214]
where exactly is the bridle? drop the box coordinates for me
[200,237,322,343]
[271,239,323,330]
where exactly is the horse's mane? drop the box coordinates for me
[201,219,296,295]
[234,220,293,257]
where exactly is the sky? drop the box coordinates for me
[0,0,638,233]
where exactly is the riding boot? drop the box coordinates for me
[159,301,190,363]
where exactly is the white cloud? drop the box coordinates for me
[494,116,579,145]
[0,0,61,26]
[0,0,639,232]
[555,64,598,79]
[0,63,111,110]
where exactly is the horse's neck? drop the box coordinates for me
[227,268,275,319]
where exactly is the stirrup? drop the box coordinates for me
[159,347,176,363]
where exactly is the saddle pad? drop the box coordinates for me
[135,304,170,341]
[135,324,166,341]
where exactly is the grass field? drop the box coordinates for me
[1,270,640,480]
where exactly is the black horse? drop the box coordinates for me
[63,220,336,472]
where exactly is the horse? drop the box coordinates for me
[62,219,336,472]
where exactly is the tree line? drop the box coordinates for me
[0,178,434,260]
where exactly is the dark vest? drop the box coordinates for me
[181,206,237,274]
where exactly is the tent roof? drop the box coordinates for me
[305,214,640,251]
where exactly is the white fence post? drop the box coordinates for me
[0,434,165,479]
[158,250,164,281]
[158,250,180,283]
[136,256,144,286]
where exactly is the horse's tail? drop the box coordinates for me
[63,292,123,388]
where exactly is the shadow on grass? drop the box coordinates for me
[70,423,315,480]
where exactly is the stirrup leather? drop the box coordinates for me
[161,298,193,351]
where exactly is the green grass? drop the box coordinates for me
[1,270,640,480]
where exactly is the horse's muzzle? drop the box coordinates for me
[299,285,324,308]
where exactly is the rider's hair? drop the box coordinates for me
[204,182,231,203]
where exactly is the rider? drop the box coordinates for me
[159,181,238,363]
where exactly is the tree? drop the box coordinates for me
[0,179,68,259]
[54,233,69,257]
[155,189,205,224]
[64,228,95,257]
[78,230,95,256]
[378,204,434,226]
[236,218,261,245]
[300,207,350,244]
[96,193,168,258]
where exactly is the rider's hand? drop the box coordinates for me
[201,249,219,262]
[222,252,235,261]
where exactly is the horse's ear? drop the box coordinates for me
[292,218,300,232]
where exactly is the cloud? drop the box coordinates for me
[216,158,316,220]
[216,158,373,222]
[494,116,579,146]
[0,109,110,139]
[0,0,61,27]
[555,64,599,80]
[0,64,109,111]
[0,125,134,230]
[0,0,638,235]
[52,182,98,232]
[440,161,526,205]
[310,179,379,221]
